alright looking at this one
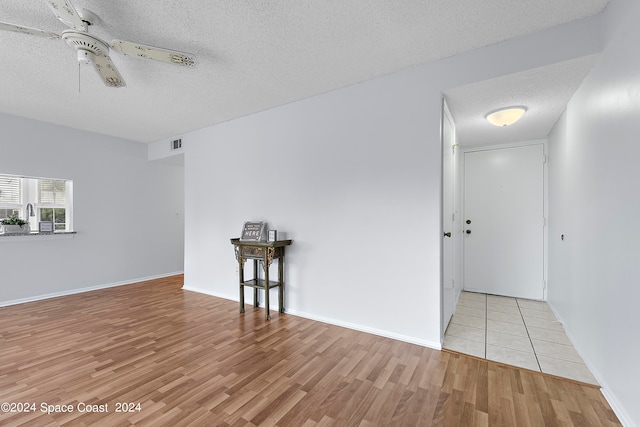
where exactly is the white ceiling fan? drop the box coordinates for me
[0,0,197,88]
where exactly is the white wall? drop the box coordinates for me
[548,0,640,425]
[183,66,443,347]
[0,113,185,305]
[181,12,605,348]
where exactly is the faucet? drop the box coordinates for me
[26,203,34,218]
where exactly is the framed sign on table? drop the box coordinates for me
[240,221,267,241]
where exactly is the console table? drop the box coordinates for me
[231,238,292,320]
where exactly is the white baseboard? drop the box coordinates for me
[183,286,441,351]
[182,285,237,302]
[546,302,635,427]
[601,388,636,427]
[286,308,442,350]
[0,271,184,308]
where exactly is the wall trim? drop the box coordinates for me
[286,308,442,350]
[182,285,442,351]
[182,285,237,302]
[547,301,634,427]
[0,271,184,308]
[601,388,636,427]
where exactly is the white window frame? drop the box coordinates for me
[0,174,73,232]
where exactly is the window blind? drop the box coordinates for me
[0,175,21,204]
[38,179,66,205]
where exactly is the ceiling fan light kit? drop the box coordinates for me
[0,0,197,88]
[61,29,125,87]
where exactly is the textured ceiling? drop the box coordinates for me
[0,0,609,143]
[445,54,600,147]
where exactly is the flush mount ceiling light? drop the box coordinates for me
[485,106,527,127]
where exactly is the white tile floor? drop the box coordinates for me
[443,291,598,385]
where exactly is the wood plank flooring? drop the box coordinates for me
[0,276,620,426]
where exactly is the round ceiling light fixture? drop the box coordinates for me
[485,106,527,127]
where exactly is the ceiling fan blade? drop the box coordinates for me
[44,0,85,30]
[0,21,60,39]
[111,40,197,68]
[91,54,126,88]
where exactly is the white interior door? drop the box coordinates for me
[463,144,544,300]
[442,105,455,330]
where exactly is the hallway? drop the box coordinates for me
[443,291,598,385]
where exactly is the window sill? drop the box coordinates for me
[0,231,76,241]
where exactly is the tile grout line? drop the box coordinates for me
[458,294,595,384]
[516,298,543,373]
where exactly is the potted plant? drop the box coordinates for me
[1,214,29,234]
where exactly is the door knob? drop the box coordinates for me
[466,230,471,234]
[443,232,451,237]
[466,219,471,224]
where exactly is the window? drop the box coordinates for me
[0,175,21,208]
[40,208,67,231]
[0,208,20,219]
[38,179,68,231]
[0,174,73,232]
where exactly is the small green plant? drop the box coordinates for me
[1,213,27,226]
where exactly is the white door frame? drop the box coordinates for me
[460,139,548,300]
[441,100,455,339]
[441,99,465,340]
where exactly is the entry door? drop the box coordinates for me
[463,144,544,300]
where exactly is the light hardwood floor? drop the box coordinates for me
[0,276,620,426]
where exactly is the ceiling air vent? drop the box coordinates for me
[171,138,182,150]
